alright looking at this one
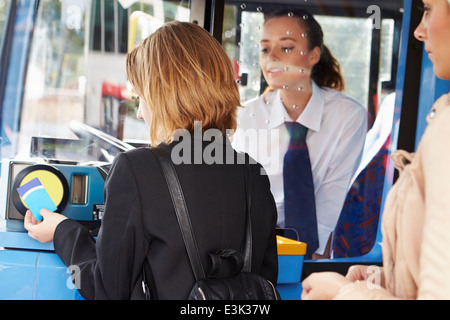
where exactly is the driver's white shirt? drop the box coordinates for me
[232,82,367,255]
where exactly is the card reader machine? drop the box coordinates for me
[0,124,136,299]
[0,159,108,299]
[2,160,107,232]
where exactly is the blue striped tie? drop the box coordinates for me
[283,122,319,259]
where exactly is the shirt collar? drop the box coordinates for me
[267,81,324,132]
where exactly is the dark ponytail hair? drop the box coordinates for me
[265,8,345,91]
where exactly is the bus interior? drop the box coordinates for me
[0,0,449,300]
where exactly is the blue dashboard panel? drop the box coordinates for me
[0,250,37,300]
[34,251,78,300]
[0,232,78,299]
[0,231,54,251]
[0,233,304,300]
[0,249,78,300]
[0,230,81,300]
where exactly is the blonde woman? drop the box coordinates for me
[24,21,278,300]
[301,0,450,299]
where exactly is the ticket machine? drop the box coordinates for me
[0,123,127,299]
[0,159,108,299]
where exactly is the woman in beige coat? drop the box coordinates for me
[301,0,450,300]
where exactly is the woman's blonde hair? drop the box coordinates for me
[126,21,240,145]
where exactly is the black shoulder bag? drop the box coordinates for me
[148,147,280,300]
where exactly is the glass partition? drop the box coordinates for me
[223,1,400,114]
[225,0,404,259]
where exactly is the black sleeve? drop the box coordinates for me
[53,152,149,300]
[252,163,279,286]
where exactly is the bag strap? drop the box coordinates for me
[151,147,253,280]
[151,147,206,280]
[242,158,252,272]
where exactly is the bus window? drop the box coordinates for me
[0,0,10,46]
[314,15,372,111]
[224,1,403,259]
[128,11,163,52]
[14,0,190,161]
[0,0,11,101]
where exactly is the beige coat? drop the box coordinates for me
[335,93,450,299]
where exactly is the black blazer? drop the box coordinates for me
[54,137,278,300]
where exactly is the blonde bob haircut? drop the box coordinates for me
[126,21,241,145]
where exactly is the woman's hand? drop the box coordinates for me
[24,209,68,243]
[346,265,372,282]
[346,265,385,288]
[301,272,351,300]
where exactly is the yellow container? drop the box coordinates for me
[277,236,307,255]
[276,236,307,300]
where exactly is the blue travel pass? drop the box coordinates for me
[17,177,57,221]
